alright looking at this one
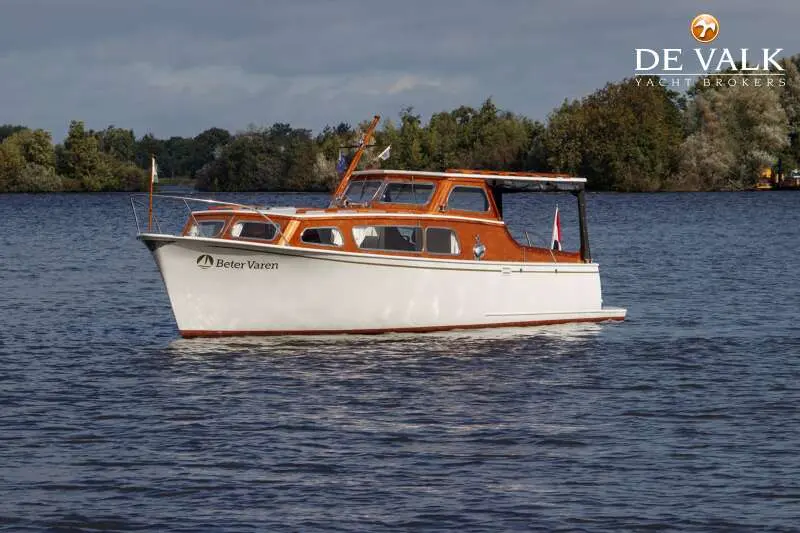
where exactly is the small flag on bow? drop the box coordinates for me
[150,155,159,184]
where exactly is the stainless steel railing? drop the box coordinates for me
[129,194,285,241]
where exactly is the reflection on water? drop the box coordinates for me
[165,323,604,359]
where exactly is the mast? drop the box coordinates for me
[332,115,381,200]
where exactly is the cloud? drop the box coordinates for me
[0,0,799,139]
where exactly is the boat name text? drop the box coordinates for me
[196,254,278,271]
[216,259,279,270]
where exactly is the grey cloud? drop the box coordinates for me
[1,0,799,139]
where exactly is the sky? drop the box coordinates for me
[1,0,799,140]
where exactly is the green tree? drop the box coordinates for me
[523,120,548,171]
[778,56,800,171]
[470,101,533,170]
[543,78,683,191]
[162,136,194,178]
[542,99,588,177]
[190,127,231,177]
[198,131,281,191]
[0,137,26,191]
[672,94,737,190]
[0,129,61,192]
[397,107,426,170]
[5,128,56,168]
[0,124,27,144]
[677,76,788,189]
[58,120,116,191]
[134,133,164,169]
[425,111,459,170]
[96,126,136,162]
[283,128,318,190]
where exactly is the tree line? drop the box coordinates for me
[0,121,233,193]
[1,54,798,193]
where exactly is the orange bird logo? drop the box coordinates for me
[691,14,719,43]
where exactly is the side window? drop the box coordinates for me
[301,227,343,247]
[426,228,460,255]
[379,182,435,205]
[188,219,226,237]
[446,186,489,212]
[231,221,278,241]
[352,226,422,252]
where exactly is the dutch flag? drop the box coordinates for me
[551,205,562,251]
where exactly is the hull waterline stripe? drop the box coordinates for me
[179,315,625,338]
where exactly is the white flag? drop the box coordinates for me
[377,145,391,161]
[151,156,159,184]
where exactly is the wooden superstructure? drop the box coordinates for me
[180,168,590,265]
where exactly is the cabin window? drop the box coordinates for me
[188,219,226,238]
[353,226,422,252]
[300,227,343,247]
[379,182,435,205]
[426,228,460,255]
[344,180,382,204]
[446,186,490,212]
[231,221,278,241]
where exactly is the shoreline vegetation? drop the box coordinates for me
[2,56,799,194]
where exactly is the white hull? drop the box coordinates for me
[142,234,626,336]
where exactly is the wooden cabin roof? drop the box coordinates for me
[351,169,586,191]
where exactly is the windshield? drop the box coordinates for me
[344,180,383,204]
[379,182,435,205]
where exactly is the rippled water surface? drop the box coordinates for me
[1,191,799,532]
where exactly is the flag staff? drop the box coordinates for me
[147,154,157,231]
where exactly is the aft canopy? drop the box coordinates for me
[351,169,587,192]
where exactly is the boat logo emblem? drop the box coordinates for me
[196,254,214,269]
[473,235,486,261]
[690,13,719,43]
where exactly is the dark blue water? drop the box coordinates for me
[1,191,799,532]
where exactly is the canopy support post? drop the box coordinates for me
[490,186,504,219]
[574,188,591,263]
